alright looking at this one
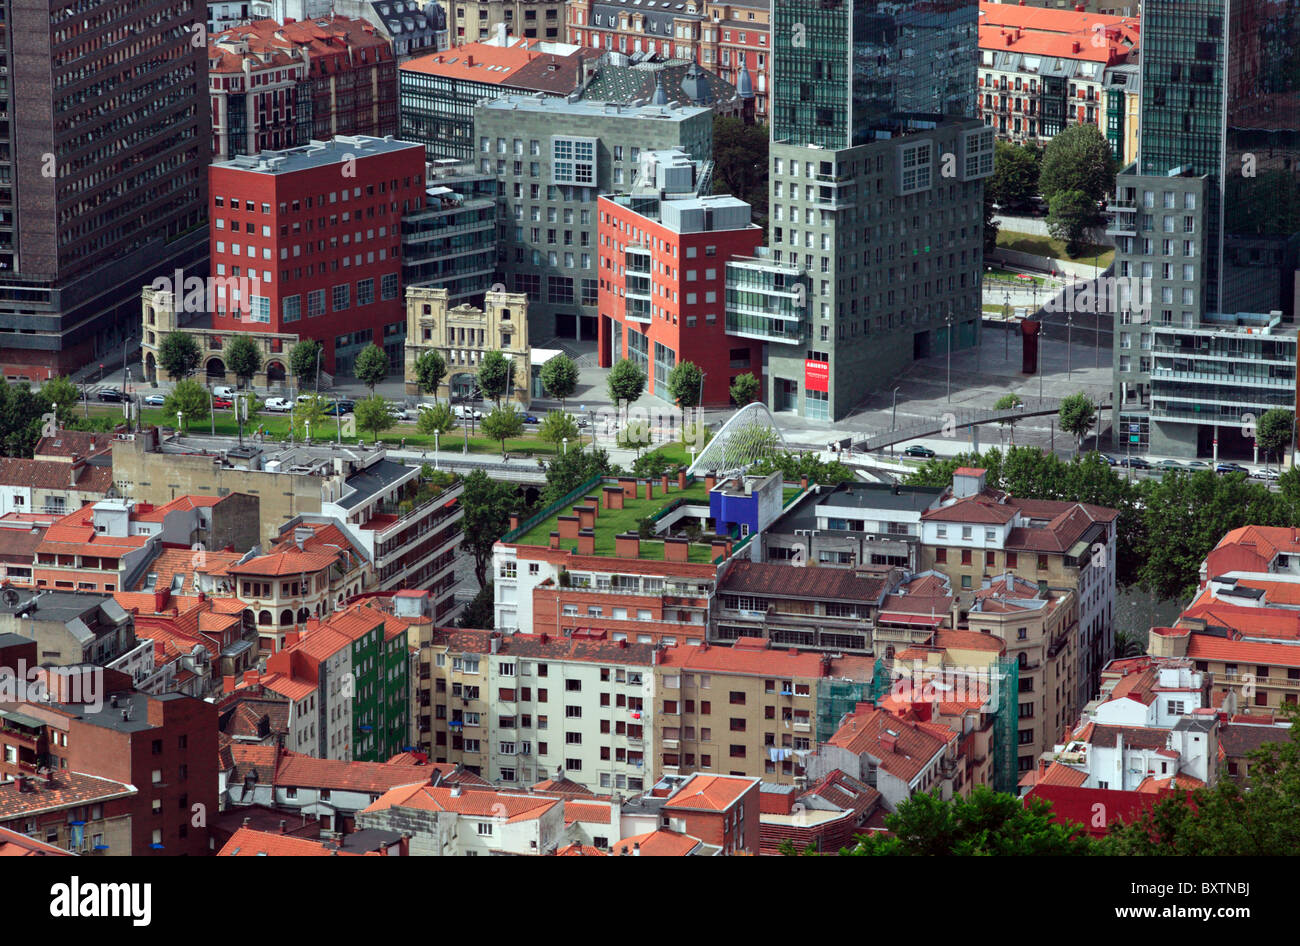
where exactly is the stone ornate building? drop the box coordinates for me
[403,287,531,404]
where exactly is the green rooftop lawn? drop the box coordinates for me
[516,479,713,555]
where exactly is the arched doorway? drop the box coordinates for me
[279,609,294,627]
[450,372,478,400]
[145,352,157,383]
[206,358,226,383]
[242,609,255,634]
[266,361,287,384]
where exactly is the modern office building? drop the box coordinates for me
[475,95,713,342]
[208,136,427,375]
[1109,0,1300,457]
[401,160,500,305]
[762,0,992,420]
[598,149,765,405]
[0,0,210,381]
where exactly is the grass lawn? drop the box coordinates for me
[135,407,571,456]
[986,266,1051,286]
[996,229,1115,269]
[515,479,715,560]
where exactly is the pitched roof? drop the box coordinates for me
[33,430,114,462]
[0,825,74,856]
[554,842,608,856]
[563,801,616,825]
[657,639,831,679]
[719,560,887,601]
[1185,634,1300,669]
[531,775,596,797]
[361,785,559,823]
[0,457,112,493]
[825,707,953,782]
[612,828,702,856]
[662,774,755,812]
[218,826,373,856]
[0,772,136,817]
[272,753,432,794]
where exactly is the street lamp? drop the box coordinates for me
[1066,312,1074,379]
[1003,292,1011,359]
[209,388,215,436]
[890,385,900,456]
[945,313,954,403]
[434,430,440,471]
[176,410,184,433]
[562,436,569,456]
[313,345,324,401]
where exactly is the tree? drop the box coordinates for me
[749,451,855,486]
[666,360,705,429]
[413,349,448,401]
[354,394,394,442]
[477,350,514,407]
[994,392,1024,445]
[713,116,769,227]
[538,410,579,452]
[353,343,389,394]
[1047,189,1103,257]
[1038,123,1118,205]
[289,340,322,390]
[541,446,615,508]
[837,785,1093,856]
[1058,392,1096,455]
[539,353,579,410]
[1113,629,1146,659]
[631,449,678,479]
[458,581,495,629]
[224,335,263,390]
[158,331,202,381]
[481,404,524,459]
[607,358,646,425]
[1256,409,1294,470]
[293,394,329,441]
[461,469,519,588]
[0,384,47,458]
[729,372,760,407]
[415,402,457,439]
[163,378,210,433]
[39,377,81,428]
[989,140,1041,211]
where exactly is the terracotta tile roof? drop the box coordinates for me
[720,560,888,601]
[563,801,616,825]
[1136,773,1204,793]
[933,628,1005,654]
[1185,634,1300,669]
[0,526,48,563]
[0,457,112,493]
[273,752,432,794]
[132,547,240,592]
[218,826,374,856]
[531,775,596,797]
[1038,762,1089,787]
[361,785,559,822]
[800,769,882,819]
[33,430,114,462]
[1086,724,1170,752]
[400,38,593,90]
[923,495,1019,525]
[612,828,701,856]
[0,825,74,856]
[1106,667,1157,705]
[430,628,657,666]
[662,774,755,812]
[825,707,952,782]
[0,772,136,817]
[228,743,280,789]
[554,842,608,856]
[1220,722,1293,758]
[256,672,317,702]
[658,640,832,679]
[228,549,340,576]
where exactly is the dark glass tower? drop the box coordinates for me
[772,0,978,148]
[1138,0,1300,316]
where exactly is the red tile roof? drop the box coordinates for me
[825,707,954,782]
[218,826,376,856]
[362,785,560,822]
[1185,634,1300,669]
[0,772,136,817]
[657,640,832,679]
[0,825,74,856]
[612,828,702,856]
[720,560,888,601]
[554,842,608,856]
[662,774,755,812]
[272,752,432,794]
[563,801,616,825]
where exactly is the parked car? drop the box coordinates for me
[1156,459,1183,470]
[1122,456,1151,470]
[1216,462,1250,475]
[1252,467,1281,481]
[213,396,233,410]
[903,444,936,459]
[1098,454,1120,466]
[143,393,167,406]
[262,397,293,413]
[212,386,235,400]
[323,399,355,416]
[453,404,483,421]
[522,413,540,424]
[96,388,126,402]
[1185,460,1211,469]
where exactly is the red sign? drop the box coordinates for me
[804,359,829,393]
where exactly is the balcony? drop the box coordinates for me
[792,721,811,733]
[660,738,678,750]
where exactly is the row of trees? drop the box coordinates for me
[783,710,1300,855]
[0,376,120,458]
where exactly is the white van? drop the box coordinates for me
[213,386,235,399]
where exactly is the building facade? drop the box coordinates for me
[402,287,531,402]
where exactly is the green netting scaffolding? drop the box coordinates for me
[991,656,1019,795]
[815,659,890,743]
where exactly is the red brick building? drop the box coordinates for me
[655,772,759,855]
[15,690,218,856]
[597,150,764,405]
[208,135,427,375]
[209,17,399,162]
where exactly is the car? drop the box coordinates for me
[1185,460,1211,469]
[522,414,540,424]
[96,388,126,402]
[1121,456,1151,470]
[1252,467,1281,481]
[903,445,936,459]
[1098,454,1120,466]
[213,396,233,410]
[143,394,167,406]
[262,397,293,413]
[453,404,483,421]
[324,399,355,416]
[1215,462,1250,475]
[1156,459,1183,470]
[212,386,235,400]
[575,417,591,428]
